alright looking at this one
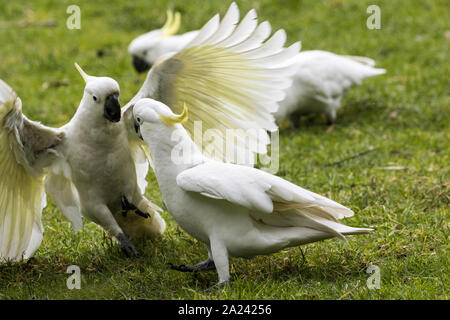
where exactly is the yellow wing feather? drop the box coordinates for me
[0,91,45,261]
[131,3,300,164]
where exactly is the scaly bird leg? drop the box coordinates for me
[121,196,150,219]
[116,233,138,257]
[169,259,216,272]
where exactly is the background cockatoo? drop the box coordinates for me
[129,11,386,124]
[128,10,198,72]
[274,51,386,124]
[133,98,372,286]
[0,2,299,261]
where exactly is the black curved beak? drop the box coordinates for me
[104,93,121,123]
[132,55,151,73]
[134,119,140,133]
[133,118,143,140]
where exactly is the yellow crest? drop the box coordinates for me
[159,103,188,125]
[161,10,181,37]
[74,63,92,83]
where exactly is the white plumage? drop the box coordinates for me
[275,50,386,123]
[0,2,299,261]
[129,13,386,123]
[133,98,372,285]
[0,72,166,262]
[125,2,300,164]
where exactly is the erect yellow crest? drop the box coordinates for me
[159,103,188,125]
[74,63,92,83]
[161,10,181,37]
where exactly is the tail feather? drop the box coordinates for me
[273,202,372,243]
[344,55,376,67]
[300,207,372,243]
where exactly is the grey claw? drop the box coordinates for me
[169,259,216,273]
[135,209,150,219]
[169,263,194,272]
[121,196,150,219]
[117,233,138,257]
[207,280,230,291]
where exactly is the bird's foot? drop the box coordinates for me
[134,209,150,219]
[169,263,193,272]
[116,233,138,257]
[137,199,160,219]
[121,196,150,219]
[169,259,216,272]
[121,196,136,211]
[206,280,230,291]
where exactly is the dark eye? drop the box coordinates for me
[93,96,98,102]
[137,117,142,124]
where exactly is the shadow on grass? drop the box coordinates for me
[0,231,371,295]
[280,95,389,134]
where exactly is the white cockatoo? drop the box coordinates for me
[274,51,386,123]
[133,98,372,286]
[129,12,386,124]
[128,10,199,72]
[0,2,300,261]
[0,71,166,261]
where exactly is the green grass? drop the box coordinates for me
[0,0,448,299]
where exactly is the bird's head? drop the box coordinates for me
[128,10,181,73]
[133,98,188,138]
[74,63,121,123]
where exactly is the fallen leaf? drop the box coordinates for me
[389,111,398,119]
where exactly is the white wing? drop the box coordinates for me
[177,161,370,242]
[123,2,300,164]
[0,80,64,261]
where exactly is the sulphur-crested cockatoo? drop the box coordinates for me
[0,71,166,261]
[274,51,386,123]
[129,11,385,124]
[0,2,299,261]
[133,98,372,286]
[128,10,198,72]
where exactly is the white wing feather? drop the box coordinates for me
[124,2,300,164]
[217,9,258,48]
[177,161,371,242]
[202,2,240,45]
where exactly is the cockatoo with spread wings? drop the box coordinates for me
[129,10,385,124]
[0,3,300,261]
[132,98,372,286]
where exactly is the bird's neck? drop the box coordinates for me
[69,100,123,143]
[144,124,204,180]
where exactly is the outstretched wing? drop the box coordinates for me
[0,80,64,261]
[124,2,300,163]
[177,161,370,242]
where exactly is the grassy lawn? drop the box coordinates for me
[0,0,448,299]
